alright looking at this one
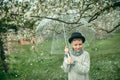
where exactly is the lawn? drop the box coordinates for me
[0,30,120,80]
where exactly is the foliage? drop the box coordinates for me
[1,0,119,33]
[0,0,36,33]
[0,0,36,73]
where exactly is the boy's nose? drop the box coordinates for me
[77,45,80,48]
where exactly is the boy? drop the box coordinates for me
[62,32,90,80]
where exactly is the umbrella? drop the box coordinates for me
[35,15,96,56]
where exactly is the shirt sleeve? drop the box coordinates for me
[71,52,90,74]
[61,54,71,73]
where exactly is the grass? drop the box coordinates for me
[0,30,120,80]
[88,31,120,80]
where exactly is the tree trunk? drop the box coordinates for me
[0,34,9,73]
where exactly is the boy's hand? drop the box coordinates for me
[64,46,69,53]
[67,57,73,64]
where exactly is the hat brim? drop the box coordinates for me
[68,36,85,43]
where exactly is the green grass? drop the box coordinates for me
[88,31,120,80]
[3,39,67,80]
[0,31,120,80]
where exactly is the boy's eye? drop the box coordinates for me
[74,44,77,46]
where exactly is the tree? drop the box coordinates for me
[0,0,36,73]
[30,0,120,33]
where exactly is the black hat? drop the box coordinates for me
[68,32,85,43]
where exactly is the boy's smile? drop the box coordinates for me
[71,38,83,52]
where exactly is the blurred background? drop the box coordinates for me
[0,0,120,80]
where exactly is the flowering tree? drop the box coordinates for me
[30,0,120,33]
[0,0,35,73]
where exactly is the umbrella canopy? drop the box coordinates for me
[35,14,95,55]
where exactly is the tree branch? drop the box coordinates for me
[88,2,120,23]
[98,22,120,33]
[76,2,93,23]
[31,16,79,24]
[10,13,23,16]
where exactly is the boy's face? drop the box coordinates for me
[71,38,83,52]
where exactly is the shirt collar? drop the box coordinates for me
[71,48,83,56]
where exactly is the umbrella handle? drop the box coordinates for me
[67,52,70,57]
[63,24,71,57]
